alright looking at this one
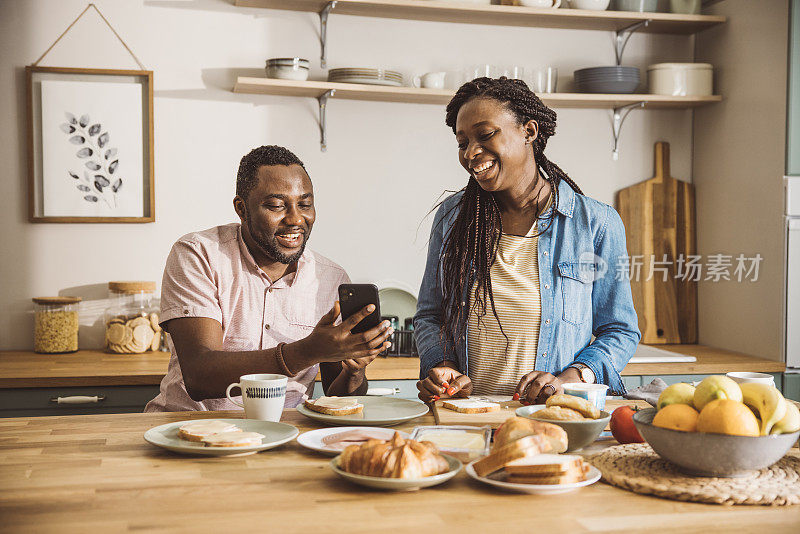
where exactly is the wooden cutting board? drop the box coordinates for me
[432,398,521,428]
[616,142,697,344]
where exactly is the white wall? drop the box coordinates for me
[0,0,695,349]
[693,0,789,362]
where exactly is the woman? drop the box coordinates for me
[414,77,640,405]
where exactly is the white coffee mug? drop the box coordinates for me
[413,71,446,89]
[226,373,288,421]
[562,382,609,411]
[520,0,562,7]
[726,372,775,387]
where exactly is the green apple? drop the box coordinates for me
[657,382,696,410]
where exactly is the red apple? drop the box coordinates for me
[610,405,645,444]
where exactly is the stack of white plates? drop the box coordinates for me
[328,68,404,87]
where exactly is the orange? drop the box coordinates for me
[652,404,699,432]
[696,399,760,437]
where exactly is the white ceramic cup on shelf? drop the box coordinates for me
[520,0,562,7]
[226,373,288,421]
[726,372,776,387]
[413,72,447,89]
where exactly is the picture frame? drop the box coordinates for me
[27,66,154,223]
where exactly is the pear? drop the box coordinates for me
[769,399,800,435]
[693,375,742,412]
[657,382,696,410]
[739,382,787,436]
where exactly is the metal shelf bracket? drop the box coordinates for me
[318,89,336,152]
[614,20,650,65]
[612,101,645,160]
[319,1,337,69]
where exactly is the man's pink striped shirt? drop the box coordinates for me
[145,223,349,412]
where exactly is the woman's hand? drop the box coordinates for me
[515,367,583,405]
[416,363,473,403]
[515,371,564,405]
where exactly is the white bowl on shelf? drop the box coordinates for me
[566,0,611,9]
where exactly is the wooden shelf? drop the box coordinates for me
[233,77,723,109]
[235,0,725,34]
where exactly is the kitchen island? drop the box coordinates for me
[1,406,798,532]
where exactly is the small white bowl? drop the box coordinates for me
[567,0,611,10]
[266,65,309,81]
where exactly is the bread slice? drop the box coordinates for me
[504,454,584,476]
[177,420,241,442]
[441,398,500,414]
[493,416,568,453]
[546,393,601,419]
[304,396,364,416]
[506,471,586,485]
[472,434,552,477]
[202,431,265,447]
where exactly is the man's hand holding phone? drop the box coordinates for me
[302,301,393,364]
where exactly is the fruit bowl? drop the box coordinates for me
[632,408,800,477]
[516,405,610,452]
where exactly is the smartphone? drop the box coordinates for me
[338,283,381,334]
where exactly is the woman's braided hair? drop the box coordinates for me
[437,76,583,350]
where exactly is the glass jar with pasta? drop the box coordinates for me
[104,281,162,353]
[32,296,81,353]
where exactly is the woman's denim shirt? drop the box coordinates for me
[413,179,641,395]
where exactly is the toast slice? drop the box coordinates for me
[504,454,584,476]
[177,420,241,442]
[441,398,501,414]
[304,396,364,416]
[506,471,586,485]
[472,434,552,477]
[201,431,265,447]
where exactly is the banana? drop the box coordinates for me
[770,400,800,435]
[739,383,787,436]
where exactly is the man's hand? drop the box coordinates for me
[341,353,379,374]
[301,302,393,364]
[416,363,472,403]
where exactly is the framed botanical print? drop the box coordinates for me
[27,66,154,222]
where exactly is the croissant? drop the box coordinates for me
[337,432,450,478]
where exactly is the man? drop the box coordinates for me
[145,145,392,411]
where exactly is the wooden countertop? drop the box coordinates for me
[1,402,797,532]
[0,344,785,388]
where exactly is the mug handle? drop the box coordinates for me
[413,75,422,88]
[225,382,245,408]
[552,0,561,7]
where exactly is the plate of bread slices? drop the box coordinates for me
[144,418,298,456]
[297,426,410,456]
[464,416,601,494]
[331,431,462,491]
[299,395,429,426]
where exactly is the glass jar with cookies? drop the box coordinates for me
[104,281,162,354]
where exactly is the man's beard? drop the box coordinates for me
[247,217,308,264]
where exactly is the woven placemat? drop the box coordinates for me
[590,443,800,506]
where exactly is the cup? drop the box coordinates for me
[226,373,288,421]
[504,65,527,81]
[566,0,611,9]
[528,67,558,93]
[520,0,561,7]
[562,382,609,410]
[726,372,776,387]
[413,71,446,89]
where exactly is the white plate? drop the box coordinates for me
[327,76,405,87]
[297,396,429,427]
[143,418,298,457]
[297,426,409,456]
[465,460,601,494]
[330,454,462,491]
